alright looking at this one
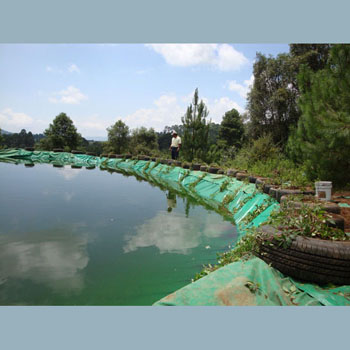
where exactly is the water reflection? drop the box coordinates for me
[123,210,233,255]
[166,190,177,212]
[0,229,89,292]
[57,166,82,181]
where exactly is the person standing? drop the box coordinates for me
[169,130,181,160]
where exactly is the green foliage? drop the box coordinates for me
[0,129,36,149]
[218,108,244,148]
[129,127,159,155]
[267,200,348,242]
[42,113,81,150]
[289,44,350,186]
[107,119,129,154]
[181,88,210,162]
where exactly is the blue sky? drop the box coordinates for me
[0,44,289,138]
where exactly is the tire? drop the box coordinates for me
[53,164,64,168]
[101,154,108,158]
[192,164,201,171]
[53,148,64,152]
[208,167,219,174]
[71,165,82,169]
[218,169,225,175]
[86,165,96,170]
[124,154,132,159]
[168,159,174,165]
[109,154,117,159]
[268,187,279,199]
[200,165,208,172]
[257,227,350,285]
[175,161,182,167]
[151,157,156,161]
[236,172,248,180]
[227,169,239,177]
[71,150,85,155]
[183,163,190,169]
[280,195,341,214]
[24,163,35,167]
[143,156,150,161]
[249,175,257,183]
[86,152,96,156]
[326,213,345,231]
[25,147,34,151]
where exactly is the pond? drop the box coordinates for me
[0,162,238,305]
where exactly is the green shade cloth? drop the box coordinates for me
[1,148,350,306]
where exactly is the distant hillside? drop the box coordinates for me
[0,129,13,135]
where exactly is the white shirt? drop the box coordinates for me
[171,136,181,148]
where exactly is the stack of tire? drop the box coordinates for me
[257,226,350,285]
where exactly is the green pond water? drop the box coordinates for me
[0,162,237,305]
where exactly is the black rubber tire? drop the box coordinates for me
[143,156,150,161]
[280,195,341,214]
[200,165,208,172]
[24,163,35,167]
[326,213,345,231]
[25,147,34,151]
[227,169,239,177]
[71,150,85,155]
[160,159,167,164]
[151,157,156,161]
[183,163,190,169]
[167,159,174,165]
[53,164,64,168]
[124,154,132,159]
[249,175,257,183]
[192,164,201,171]
[218,169,225,174]
[174,161,182,167]
[269,187,279,199]
[101,154,108,157]
[53,148,64,152]
[257,228,350,285]
[108,154,117,158]
[86,152,96,156]
[71,165,82,169]
[208,167,219,174]
[235,172,248,181]
[86,165,96,170]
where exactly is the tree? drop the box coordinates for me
[247,53,300,146]
[42,113,81,150]
[107,120,130,154]
[288,44,350,186]
[181,88,210,162]
[129,127,159,155]
[247,45,332,147]
[218,109,244,149]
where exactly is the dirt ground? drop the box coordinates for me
[332,191,350,233]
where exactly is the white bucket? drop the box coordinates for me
[315,181,332,201]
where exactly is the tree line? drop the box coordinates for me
[1,44,349,186]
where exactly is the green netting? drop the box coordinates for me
[2,149,350,306]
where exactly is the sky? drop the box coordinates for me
[0,44,289,139]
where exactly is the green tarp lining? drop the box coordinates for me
[1,149,350,306]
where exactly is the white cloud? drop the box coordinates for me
[146,44,248,71]
[117,92,244,130]
[0,108,33,129]
[49,86,87,105]
[207,97,244,123]
[46,66,53,72]
[68,63,80,73]
[227,74,254,99]
[121,94,184,130]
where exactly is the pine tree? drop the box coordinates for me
[218,108,244,149]
[181,88,210,162]
[292,44,350,186]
